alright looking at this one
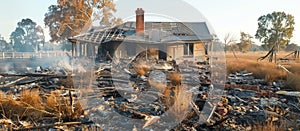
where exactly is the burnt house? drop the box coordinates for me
[68,8,213,63]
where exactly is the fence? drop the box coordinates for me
[0,51,70,59]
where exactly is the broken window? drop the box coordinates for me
[184,43,194,56]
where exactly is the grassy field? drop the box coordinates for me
[226,51,300,90]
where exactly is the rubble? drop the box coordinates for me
[89,57,300,130]
[219,70,300,130]
[0,59,93,130]
[0,57,300,130]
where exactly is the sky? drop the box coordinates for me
[184,0,300,45]
[0,0,56,41]
[0,0,300,45]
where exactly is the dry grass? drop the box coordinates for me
[0,92,26,119]
[226,58,287,81]
[287,63,300,75]
[167,72,182,85]
[162,85,178,109]
[20,89,45,119]
[168,85,192,121]
[135,67,148,76]
[133,62,150,76]
[148,81,189,120]
[0,89,83,122]
[45,90,83,121]
[148,48,158,58]
[226,52,287,81]
[21,89,44,110]
[285,73,300,91]
[148,72,183,110]
[226,51,300,91]
[148,82,191,121]
[0,91,44,120]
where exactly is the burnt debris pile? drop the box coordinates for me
[221,70,300,130]
[88,54,213,130]
[0,61,91,130]
[0,57,300,130]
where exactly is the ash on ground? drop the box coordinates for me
[0,57,299,131]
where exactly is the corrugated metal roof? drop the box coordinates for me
[69,21,213,44]
[182,22,212,40]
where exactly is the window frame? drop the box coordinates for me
[183,43,194,56]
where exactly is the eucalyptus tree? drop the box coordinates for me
[10,18,44,52]
[44,0,122,42]
[255,11,295,62]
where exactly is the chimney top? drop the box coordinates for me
[136,8,145,34]
[135,8,144,15]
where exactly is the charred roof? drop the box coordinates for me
[69,22,213,44]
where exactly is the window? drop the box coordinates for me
[184,43,194,56]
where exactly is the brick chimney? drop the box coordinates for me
[135,8,144,34]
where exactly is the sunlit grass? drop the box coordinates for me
[226,51,300,90]
[0,89,83,121]
[226,52,287,81]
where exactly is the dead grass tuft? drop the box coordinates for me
[287,63,300,75]
[162,85,178,109]
[135,67,148,76]
[45,90,83,121]
[20,89,45,119]
[20,89,44,110]
[0,93,25,119]
[148,48,158,56]
[0,90,44,120]
[285,73,300,91]
[0,89,83,122]
[134,62,150,76]
[46,91,58,112]
[167,72,182,85]
[168,85,192,121]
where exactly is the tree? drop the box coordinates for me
[44,0,122,42]
[36,25,45,51]
[255,11,295,62]
[223,33,238,59]
[10,27,27,52]
[223,33,237,52]
[0,35,11,52]
[237,32,253,52]
[10,18,45,52]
